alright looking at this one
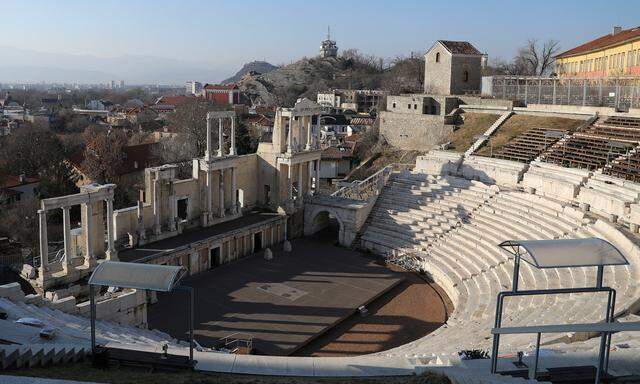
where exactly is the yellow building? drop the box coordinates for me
[555,26,640,78]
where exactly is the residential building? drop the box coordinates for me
[555,26,640,78]
[0,174,40,206]
[317,89,386,113]
[185,81,203,96]
[320,141,357,179]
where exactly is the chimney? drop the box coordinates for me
[481,53,489,70]
[613,26,622,35]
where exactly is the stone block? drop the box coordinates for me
[0,282,25,301]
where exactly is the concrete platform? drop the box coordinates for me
[147,235,404,356]
[118,211,280,262]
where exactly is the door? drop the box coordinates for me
[209,247,221,269]
[253,232,262,251]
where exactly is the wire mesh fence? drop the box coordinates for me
[483,76,640,111]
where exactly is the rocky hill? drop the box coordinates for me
[235,54,424,108]
[222,61,278,84]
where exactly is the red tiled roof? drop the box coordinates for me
[321,142,356,160]
[68,143,156,176]
[556,27,640,58]
[155,95,193,106]
[438,40,482,55]
[0,175,39,189]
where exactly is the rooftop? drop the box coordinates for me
[556,26,640,59]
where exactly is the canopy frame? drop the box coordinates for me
[492,238,629,383]
[87,261,194,363]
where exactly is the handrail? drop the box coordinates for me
[331,163,413,201]
[492,321,640,335]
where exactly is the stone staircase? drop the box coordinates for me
[0,343,88,369]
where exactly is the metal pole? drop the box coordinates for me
[90,285,96,354]
[532,332,541,380]
[491,294,505,373]
[583,79,588,106]
[512,255,520,292]
[596,265,604,288]
[189,286,194,362]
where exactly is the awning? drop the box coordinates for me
[88,261,186,292]
[498,238,628,269]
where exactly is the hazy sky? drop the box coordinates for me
[1,0,638,71]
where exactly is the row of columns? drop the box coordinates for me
[204,167,238,224]
[285,159,321,202]
[286,115,319,154]
[38,197,116,279]
[205,116,236,161]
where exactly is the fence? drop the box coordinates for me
[483,76,640,111]
[331,163,413,201]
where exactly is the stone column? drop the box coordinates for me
[137,199,146,240]
[286,116,293,154]
[297,162,304,201]
[307,161,313,196]
[305,116,312,150]
[105,198,116,260]
[219,168,225,218]
[168,194,177,232]
[230,117,236,156]
[217,118,224,157]
[153,177,161,235]
[205,115,213,160]
[62,206,72,272]
[84,202,94,266]
[230,167,237,214]
[287,164,293,201]
[315,159,321,193]
[38,209,49,278]
[206,169,213,224]
[251,232,255,253]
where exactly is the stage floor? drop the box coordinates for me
[147,235,404,356]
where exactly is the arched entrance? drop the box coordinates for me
[310,210,341,242]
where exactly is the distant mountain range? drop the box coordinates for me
[222,61,278,84]
[0,47,229,85]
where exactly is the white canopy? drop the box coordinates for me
[499,238,628,269]
[88,261,186,292]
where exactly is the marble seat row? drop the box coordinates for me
[364,172,640,358]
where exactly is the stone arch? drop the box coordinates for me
[304,206,345,243]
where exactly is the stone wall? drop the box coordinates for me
[379,111,453,150]
[424,46,452,95]
[450,55,482,95]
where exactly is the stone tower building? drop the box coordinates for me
[319,27,338,58]
[424,40,483,95]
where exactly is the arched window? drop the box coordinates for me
[463,70,469,82]
[435,52,440,63]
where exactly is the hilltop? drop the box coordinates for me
[235,53,424,107]
[222,60,278,84]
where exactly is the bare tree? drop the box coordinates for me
[512,39,561,76]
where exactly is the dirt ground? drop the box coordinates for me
[476,114,583,156]
[295,263,452,357]
[448,112,501,152]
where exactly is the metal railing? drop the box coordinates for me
[484,76,640,111]
[219,332,253,354]
[331,163,413,201]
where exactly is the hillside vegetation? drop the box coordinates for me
[237,51,424,107]
[448,113,501,152]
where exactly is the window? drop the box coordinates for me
[414,104,417,110]
[392,102,396,108]
[463,70,469,82]
[435,52,440,63]
[407,104,411,109]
